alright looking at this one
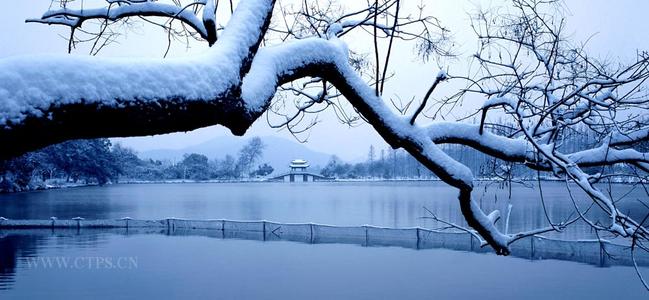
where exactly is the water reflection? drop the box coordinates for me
[0,182,649,239]
[0,227,647,297]
[0,235,39,290]
[1,182,644,241]
[0,182,647,295]
[0,230,110,290]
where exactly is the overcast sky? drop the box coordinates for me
[1,0,648,161]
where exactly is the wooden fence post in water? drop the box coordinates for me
[531,237,536,260]
[122,217,132,229]
[470,233,475,251]
[309,223,314,244]
[72,217,84,230]
[364,226,369,247]
[262,221,266,241]
[600,242,609,267]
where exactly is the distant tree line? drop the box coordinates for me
[2,125,632,192]
[320,122,633,181]
[320,146,435,179]
[0,137,271,192]
[0,139,119,192]
[115,137,272,181]
[319,142,511,180]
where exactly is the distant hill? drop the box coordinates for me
[139,135,333,174]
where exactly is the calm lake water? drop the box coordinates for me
[0,181,648,299]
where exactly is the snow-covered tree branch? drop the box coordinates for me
[1,0,648,258]
[27,0,218,51]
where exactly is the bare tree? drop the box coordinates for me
[1,0,649,265]
[236,136,265,177]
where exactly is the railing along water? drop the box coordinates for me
[0,217,647,268]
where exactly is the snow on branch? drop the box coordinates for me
[1,0,649,261]
[27,0,218,47]
[428,0,649,255]
[1,0,274,158]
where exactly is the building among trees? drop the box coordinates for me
[1,0,648,258]
[269,159,332,182]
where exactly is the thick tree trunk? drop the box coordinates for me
[0,96,255,160]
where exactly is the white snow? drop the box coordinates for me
[6,0,644,253]
[0,0,273,127]
[38,2,210,37]
[426,122,532,161]
[245,29,478,185]
[569,144,649,166]
[202,0,216,24]
[0,53,237,126]
[482,96,517,111]
[242,37,350,111]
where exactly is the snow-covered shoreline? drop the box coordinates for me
[0,179,99,194]
[3,177,643,194]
